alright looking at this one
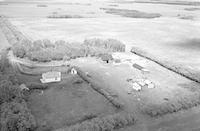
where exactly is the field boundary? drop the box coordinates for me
[73,66,124,109]
[131,47,200,83]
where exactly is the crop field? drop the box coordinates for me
[1,0,200,131]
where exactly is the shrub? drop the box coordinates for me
[142,93,200,117]
[101,8,161,19]
[0,80,23,105]
[26,82,48,90]
[0,101,36,131]
[47,15,82,19]
[8,74,19,85]
[37,4,47,7]
[61,112,136,131]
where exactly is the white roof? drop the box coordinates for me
[42,71,61,79]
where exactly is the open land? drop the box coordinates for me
[1,0,200,131]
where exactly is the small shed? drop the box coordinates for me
[40,71,61,83]
[71,68,77,75]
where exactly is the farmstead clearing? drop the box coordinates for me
[1,0,200,131]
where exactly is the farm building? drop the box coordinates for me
[101,54,113,63]
[40,71,61,83]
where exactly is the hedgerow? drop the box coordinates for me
[73,66,123,109]
[57,112,136,131]
[142,94,200,117]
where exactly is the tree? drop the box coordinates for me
[0,101,36,131]
[43,39,55,48]
[12,43,26,58]
[0,80,22,105]
[0,49,9,72]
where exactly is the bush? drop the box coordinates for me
[101,8,161,19]
[8,74,19,85]
[26,82,48,90]
[47,14,82,19]
[0,101,36,131]
[142,93,200,117]
[0,80,23,105]
[59,112,136,131]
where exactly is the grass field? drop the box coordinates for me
[1,0,200,131]
[26,74,117,130]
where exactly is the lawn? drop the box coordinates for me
[26,74,117,130]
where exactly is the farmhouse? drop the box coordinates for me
[40,71,61,83]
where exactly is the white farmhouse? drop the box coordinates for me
[40,71,61,83]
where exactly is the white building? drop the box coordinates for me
[70,68,77,75]
[40,71,61,83]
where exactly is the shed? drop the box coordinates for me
[71,68,77,75]
[40,71,61,83]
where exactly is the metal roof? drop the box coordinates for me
[42,71,61,79]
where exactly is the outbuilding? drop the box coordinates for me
[40,71,61,83]
[101,54,113,63]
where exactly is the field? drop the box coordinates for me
[1,0,200,131]
[26,74,117,130]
